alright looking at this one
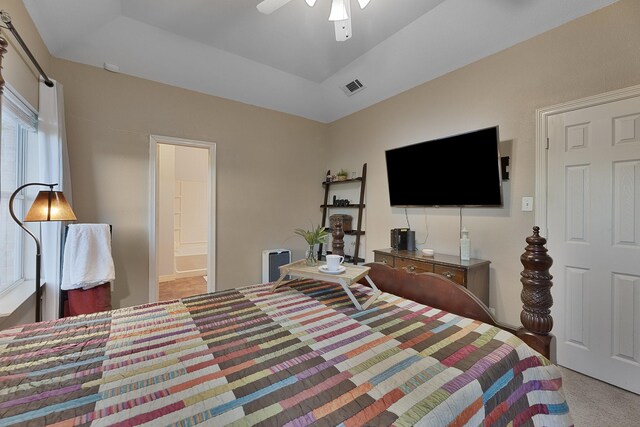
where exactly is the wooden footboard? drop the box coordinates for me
[363,227,555,361]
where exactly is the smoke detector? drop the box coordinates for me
[103,62,120,73]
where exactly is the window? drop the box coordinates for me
[0,88,38,296]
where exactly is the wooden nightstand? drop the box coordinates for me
[372,248,490,306]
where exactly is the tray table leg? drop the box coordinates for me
[270,269,291,292]
[364,275,379,292]
[337,278,363,311]
[361,275,381,309]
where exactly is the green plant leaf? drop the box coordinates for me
[294,223,328,245]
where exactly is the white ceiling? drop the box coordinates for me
[24,0,618,123]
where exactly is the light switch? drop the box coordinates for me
[522,197,534,212]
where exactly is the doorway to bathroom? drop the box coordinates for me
[149,135,216,302]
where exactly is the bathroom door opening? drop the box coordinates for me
[149,135,216,302]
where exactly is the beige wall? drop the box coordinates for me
[51,59,328,309]
[327,0,640,325]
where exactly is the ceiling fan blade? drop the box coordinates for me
[256,0,293,15]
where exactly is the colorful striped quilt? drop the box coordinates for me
[0,279,572,426]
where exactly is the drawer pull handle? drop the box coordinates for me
[407,265,416,272]
[442,271,454,279]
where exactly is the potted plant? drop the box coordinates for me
[294,223,329,266]
[337,169,349,181]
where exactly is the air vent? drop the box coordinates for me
[341,79,366,96]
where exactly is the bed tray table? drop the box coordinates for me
[270,259,381,310]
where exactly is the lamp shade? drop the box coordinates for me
[328,0,349,21]
[24,190,77,222]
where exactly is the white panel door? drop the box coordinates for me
[548,96,640,394]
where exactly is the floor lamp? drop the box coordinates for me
[9,183,76,322]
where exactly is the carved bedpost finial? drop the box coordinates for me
[0,34,8,94]
[520,226,554,335]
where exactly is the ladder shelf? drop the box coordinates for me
[318,163,367,265]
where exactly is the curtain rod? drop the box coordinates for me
[0,10,53,88]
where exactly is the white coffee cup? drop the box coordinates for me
[325,254,345,271]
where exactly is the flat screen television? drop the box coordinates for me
[385,126,503,207]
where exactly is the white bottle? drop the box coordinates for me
[460,227,470,261]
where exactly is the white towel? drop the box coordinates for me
[61,224,115,290]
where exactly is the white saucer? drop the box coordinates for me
[319,265,346,274]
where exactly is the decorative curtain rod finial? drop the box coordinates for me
[0,10,54,88]
[0,10,10,24]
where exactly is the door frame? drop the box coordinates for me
[535,84,640,370]
[535,83,640,236]
[149,135,217,303]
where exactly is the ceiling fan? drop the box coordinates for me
[256,0,372,41]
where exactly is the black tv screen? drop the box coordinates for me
[385,126,503,207]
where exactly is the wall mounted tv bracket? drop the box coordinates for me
[501,156,510,181]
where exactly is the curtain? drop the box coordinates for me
[38,79,73,321]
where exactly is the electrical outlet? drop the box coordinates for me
[522,197,534,212]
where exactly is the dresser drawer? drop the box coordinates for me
[396,258,433,274]
[374,253,395,267]
[372,248,489,305]
[434,265,465,285]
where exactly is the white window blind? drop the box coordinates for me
[0,87,38,295]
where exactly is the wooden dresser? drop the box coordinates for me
[372,248,490,306]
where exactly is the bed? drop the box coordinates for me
[0,228,571,426]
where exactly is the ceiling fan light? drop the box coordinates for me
[328,0,349,21]
[357,0,370,8]
[305,0,317,6]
